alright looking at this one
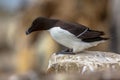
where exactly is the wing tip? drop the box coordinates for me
[82,37,109,42]
[101,37,109,40]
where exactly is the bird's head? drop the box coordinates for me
[26,17,55,35]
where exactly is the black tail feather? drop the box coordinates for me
[82,37,109,42]
[79,29,105,39]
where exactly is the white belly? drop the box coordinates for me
[48,27,104,53]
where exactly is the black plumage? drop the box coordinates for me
[26,17,108,42]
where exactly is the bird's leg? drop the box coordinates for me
[61,48,70,52]
[56,48,76,55]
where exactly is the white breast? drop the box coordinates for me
[48,27,104,53]
[48,27,80,48]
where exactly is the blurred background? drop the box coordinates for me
[0,0,119,78]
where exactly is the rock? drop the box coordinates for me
[47,51,120,73]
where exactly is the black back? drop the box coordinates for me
[54,21,108,42]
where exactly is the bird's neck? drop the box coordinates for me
[44,19,58,30]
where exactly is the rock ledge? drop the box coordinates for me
[47,51,120,73]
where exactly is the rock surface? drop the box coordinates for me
[47,51,120,73]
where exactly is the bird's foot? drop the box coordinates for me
[56,49,75,55]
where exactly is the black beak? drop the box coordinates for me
[26,30,31,35]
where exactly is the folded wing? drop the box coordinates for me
[56,21,108,42]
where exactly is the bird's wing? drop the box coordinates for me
[55,21,108,42]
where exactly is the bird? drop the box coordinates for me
[26,17,108,54]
